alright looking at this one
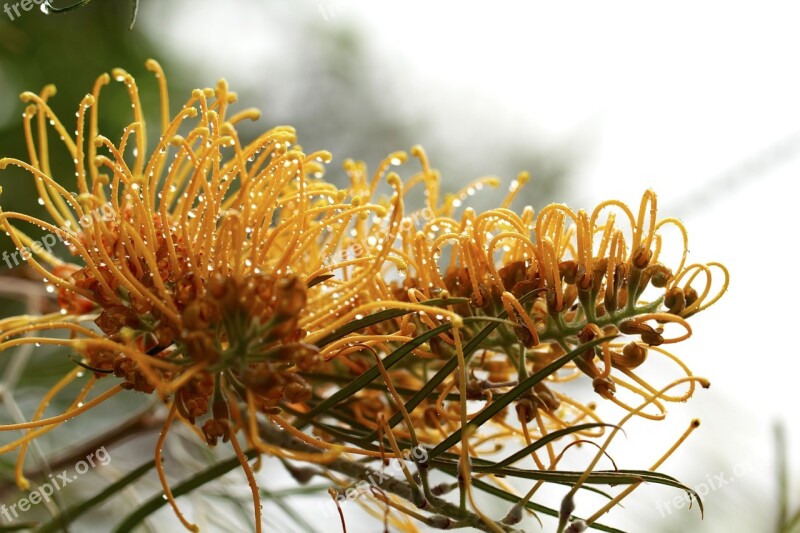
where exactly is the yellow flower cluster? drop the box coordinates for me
[0,61,728,532]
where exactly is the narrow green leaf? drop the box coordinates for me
[374,288,545,440]
[112,450,258,532]
[314,297,467,347]
[469,477,626,533]
[36,460,156,533]
[431,456,616,501]
[441,463,697,492]
[428,335,614,458]
[369,313,503,441]
[492,423,615,469]
[300,372,461,402]
[260,484,333,498]
[299,322,453,423]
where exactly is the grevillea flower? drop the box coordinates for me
[0,60,457,531]
[326,147,729,528]
[268,146,730,529]
[0,61,728,532]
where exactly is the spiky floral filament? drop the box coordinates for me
[156,403,199,532]
[0,385,123,435]
[561,377,709,531]
[13,367,84,489]
[585,418,702,525]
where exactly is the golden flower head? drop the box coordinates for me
[0,60,729,532]
[0,60,444,531]
[389,157,729,399]
[293,147,729,528]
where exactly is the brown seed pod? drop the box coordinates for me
[611,342,648,369]
[665,286,686,314]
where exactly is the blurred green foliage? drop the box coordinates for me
[1,2,189,263]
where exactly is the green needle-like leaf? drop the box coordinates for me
[300,322,453,424]
[368,313,503,441]
[35,460,156,533]
[469,477,626,533]
[428,334,614,458]
[314,297,467,347]
[112,450,258,532]
[372,288,545,440]
[492,423,616,469]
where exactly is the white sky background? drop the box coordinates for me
[143,1,800,531]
